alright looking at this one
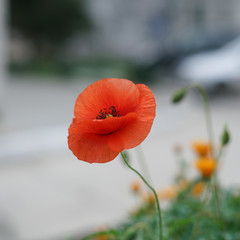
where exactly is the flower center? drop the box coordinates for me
[96,106,121,119]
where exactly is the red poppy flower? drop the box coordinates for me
[68,78,156,163]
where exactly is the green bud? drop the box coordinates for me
[221,125,230,146]
[171,88,187,103]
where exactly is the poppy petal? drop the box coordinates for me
[71,112,138,135]
[74,78,140,120]
[108,119,154,152]
[135,84,156,121]
[68,123,119,163]
[108,84,156,152]
[68,78,156,163]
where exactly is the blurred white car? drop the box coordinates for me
[176,37,240,89]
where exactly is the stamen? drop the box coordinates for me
[96,106,121,119]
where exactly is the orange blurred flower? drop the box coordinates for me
[192,181,205,196]
[130,180,142,193]
[143,185,178,203]
[195,157,216,178]
[178,179,189,190]
[94,227,109,240]
[68,78,156,163]
[95,235,109,240]
[143,192,156,203]
[192,140,212,157]
[157,186,177,200]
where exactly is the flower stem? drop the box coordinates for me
[135,145,152,184]
[188,84,215,151]
[120,152,163,240]
[188,85,221,218]
[189,181,212,240]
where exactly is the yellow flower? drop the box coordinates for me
[191,181,205,196]
[192,140,212,157]
[195,157,216,178]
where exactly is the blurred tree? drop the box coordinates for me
[10,0,92,57]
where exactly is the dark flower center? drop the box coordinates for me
[96,106,121,119]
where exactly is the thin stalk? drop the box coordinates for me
[121,222,153,240]
[188,84,221,218]
[189,180,212,240]
[135,145,152,184]
[121,152,163,240]
[188,84,215,151]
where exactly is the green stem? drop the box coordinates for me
[188,84,221,218]
[189,180,212,240]
[211,144,224,219]
[216,144,223,162]
[188,84,215,152]
[121,222,153,240]
[135,145,152,184]
[121,152,163,240]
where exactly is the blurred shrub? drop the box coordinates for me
[8,57,134,80]
[10,0,92,57]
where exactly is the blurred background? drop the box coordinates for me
[0,0,240,239]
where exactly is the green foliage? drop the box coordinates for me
[78,85,237,240]
[10,0,92,55]
[8,58,133,79]
[81,188,240,240]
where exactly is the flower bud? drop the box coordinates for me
[191,140,212,157]
[221,125,230,146]
[171,88,186,103]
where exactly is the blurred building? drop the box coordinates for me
[9,0,240,64]
[0,0,7,111]
[81,0,240,63]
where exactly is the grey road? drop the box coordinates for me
[0,77,240,240]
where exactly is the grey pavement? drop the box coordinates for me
[0,77,240,240]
